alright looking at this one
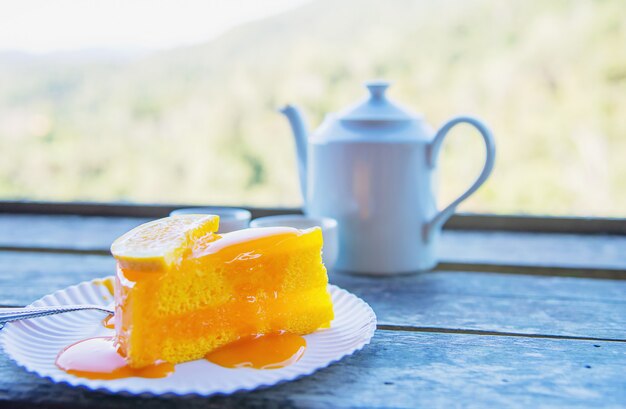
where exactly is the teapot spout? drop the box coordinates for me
[280,104,309,204]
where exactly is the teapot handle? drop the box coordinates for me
[423,116,496,242]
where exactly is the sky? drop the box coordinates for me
[0,0,310,53]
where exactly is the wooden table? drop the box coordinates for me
[1,204,625,408]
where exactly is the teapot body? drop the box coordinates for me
[282,81,496,275]
[306,131,439,274]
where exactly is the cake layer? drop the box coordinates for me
[114,224,334,368]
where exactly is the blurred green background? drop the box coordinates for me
[0,0,624,216]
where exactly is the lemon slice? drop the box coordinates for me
[111,214,220,271]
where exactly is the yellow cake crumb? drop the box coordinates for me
[111,216,334,368]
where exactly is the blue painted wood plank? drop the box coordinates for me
[1,214,625,272]
[1,330,624,408]
[1,252,625,339]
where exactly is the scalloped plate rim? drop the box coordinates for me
[1,277,377,397]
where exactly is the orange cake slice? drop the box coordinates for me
[110,214,334,368]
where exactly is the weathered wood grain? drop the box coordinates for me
[440,230,626,271]
[3,201,626,234]
[327,271,626,340]
[444,213,626,235]
[1,214,626,274]
[1,251,625,340]
[0,211,625,408]
[0,214,149,252]
[1,330,624,408]
[0,252,113,306]
[0,202,301,220]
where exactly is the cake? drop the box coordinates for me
[110,214,334,368]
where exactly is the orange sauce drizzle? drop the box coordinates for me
[102,314,115,329]
[55,337,174,380]
[206,333,306,369]
[56,333,307,379]
[94,278,114,296]
[57,228,318,379]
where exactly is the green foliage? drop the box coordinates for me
[0,0,624,215]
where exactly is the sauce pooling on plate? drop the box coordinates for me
[55,337,174,380]
[59,221,319,379]
[56,333,306,379]
[206,333,306,369]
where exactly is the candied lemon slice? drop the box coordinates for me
[111,214,219,271]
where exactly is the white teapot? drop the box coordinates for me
[281,81,495,274]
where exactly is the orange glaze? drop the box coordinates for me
[206,332,306,369]
[94,278,115,296]
[114,226,332,369]
[56,333,305,380]
[55,337,174,380]
[102,314,115,329]
[56,224,330,379]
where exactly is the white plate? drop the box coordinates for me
[1,278,376,396]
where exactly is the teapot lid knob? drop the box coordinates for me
[338,79,416,123]
[366,81,390,100]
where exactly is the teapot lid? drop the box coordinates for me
[339,81,416,123]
